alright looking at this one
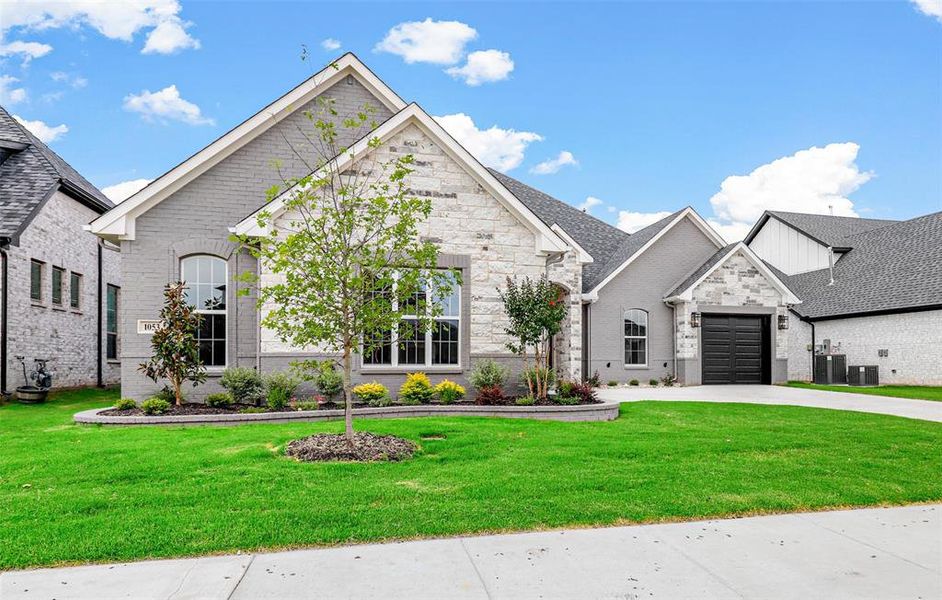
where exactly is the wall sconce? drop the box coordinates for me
[778,314,789,330]
[690,312,701,328]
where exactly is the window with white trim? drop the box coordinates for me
[624,309,648,366]
[181,255,227,367]
[363,270,460,368]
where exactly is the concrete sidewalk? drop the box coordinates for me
[3,504,939,599]
[597,384,942,422]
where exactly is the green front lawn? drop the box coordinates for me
[786,381,942,402]
[1,389,940,570]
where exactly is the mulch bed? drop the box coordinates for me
[285,432,417,462]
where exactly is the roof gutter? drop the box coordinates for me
[0,236,9,396]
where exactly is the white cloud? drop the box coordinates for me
[617,210,672,233]
[376,18,477,64]
[123,84,214,126]
[102,178,152,202]
[13,115,68,143]
[142,17,200,54]
[434,113,542,172]
[50,71,87,89]
[708,142,873,240]
[445,49,514,85]
[0,75,27,104]
[577,196,604,214]
[321,38,341,51]
[530,150,578,175]
[704,219,750,243]
[0,0,199,54]
[0,40,53,64]
[912,0,942,22]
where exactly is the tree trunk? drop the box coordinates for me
[342,343,354,445]
[173,378,183,406]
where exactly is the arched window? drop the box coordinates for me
[181,255,227,367]
[624,309,648,367]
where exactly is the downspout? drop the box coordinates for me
[665,299,677,379]
[1,238,9,396]
[96,240,103,387]
[255,253,261,373]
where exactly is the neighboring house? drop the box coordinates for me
[0,106,121,392]
[89,54,800,401]
[746,210,942,385]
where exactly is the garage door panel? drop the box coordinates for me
[701,314,769,385]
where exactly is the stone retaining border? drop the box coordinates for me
[74,399,620,426]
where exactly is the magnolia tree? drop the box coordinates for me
[234,97,455,443]
[139,282,206,405]
[498,275,567,399]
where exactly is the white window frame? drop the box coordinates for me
[181,255,228,368]
[361,270,461,371]
[624,308,648,368]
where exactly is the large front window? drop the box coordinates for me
[181,255,227,367]
[363,271,460,368]
[624,309,648,367]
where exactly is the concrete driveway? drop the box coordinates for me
[2,504,938,599]
[597,384,942,423]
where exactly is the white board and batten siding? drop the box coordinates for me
[748,218,833,275]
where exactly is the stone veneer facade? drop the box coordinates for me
[674,251,790,385]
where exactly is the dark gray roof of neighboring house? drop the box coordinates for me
[665,243,738,298]
[488,169,632,291]
[745,210,897,248]
[0,105,112,241]
[782,211,942,319]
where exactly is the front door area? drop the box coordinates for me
[701,314,770,385]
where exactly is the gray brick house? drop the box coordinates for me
[746,210,942,385]
[90,54,801,401]
[0,106,121,393]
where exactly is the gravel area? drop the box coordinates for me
[285,432,418,462]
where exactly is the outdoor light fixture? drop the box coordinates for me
[778,314,789,330]
[690,312,701,328]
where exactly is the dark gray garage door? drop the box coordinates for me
[701,314,770,385]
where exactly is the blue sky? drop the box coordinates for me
[2,1,940,239]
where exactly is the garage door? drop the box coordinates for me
[701,314,769,385]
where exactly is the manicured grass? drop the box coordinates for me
[1,388,940,570]
[786,381,942,402]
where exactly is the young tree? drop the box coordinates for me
[234,97,455,444]
[139,282,207,406]
[498,275,567,399]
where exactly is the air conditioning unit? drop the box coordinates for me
[813,354,847,385]
[847,365,879,386]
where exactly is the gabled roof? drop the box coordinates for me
[665,242,800,304]
[233,103,569,254]
[744,210,896,249]
[88,53,406,241]
[584,207,727,297]
[781,211,942,320]
[0,105,112,242]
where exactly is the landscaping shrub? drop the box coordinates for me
[607,380,619,387]
[468,359,509,391]
[660,372,677,387]
[399,372,434,405]
[586,370,602,387]
[556,380,598,404]
[515,396,536,406]
[554,395,580,405]
[114,398,137,410]
[155,386,177,404]
[649,379,659,386]
[629,379,639,386]
[296,400,320,411]
[434,379,465,404]
[265,371,299,411]
[475,385,505,405]
[353,382,391,407]
[308,361,344,402]
[204,392,233,408]
[220,367,264,405]
[522,367,555,395]
[141,397,170,415]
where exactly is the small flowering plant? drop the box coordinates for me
[434,379,466,404]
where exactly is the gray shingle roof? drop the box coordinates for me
[487,169,631,291]
[665,243,738,298]
[746,210,896,248]
[0,105,112,240]
[782,211,942,319]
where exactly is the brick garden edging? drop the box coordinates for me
[74,399,621,426]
